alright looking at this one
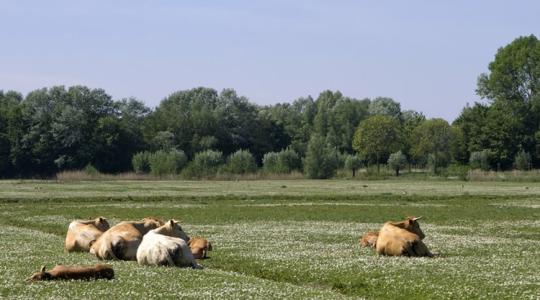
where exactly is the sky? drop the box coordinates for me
[1,1,539,122]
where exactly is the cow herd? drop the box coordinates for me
[28,215,433,281]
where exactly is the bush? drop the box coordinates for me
[84,164,100,176]
[182,150,224,178]
[514,150,531,170]
[344,155,362,177]
[132,151,151,174]
[387,151,407,176]
[225,150,257,174]
[148,149,188,176]
[304,134,338,179]
[263,148,301,174]
[470,149,491,171]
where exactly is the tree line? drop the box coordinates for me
[0,35,539,178]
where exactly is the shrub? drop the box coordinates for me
[387,151,407,176]
[514,150,531,170]
[84,164,100,176]
[225,150,257,174]
[148,149,188,176]
[470,149,491,171]
[132,151,151,174]
[263,148,301,174]
[182,150,223,178]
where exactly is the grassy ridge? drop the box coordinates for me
[1,180,539,299]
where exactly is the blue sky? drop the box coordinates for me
[1,1,539,121]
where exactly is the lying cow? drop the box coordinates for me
[26,264,114,282]
[188,237,213,259]
[137,219,201,268]
[90,217,164,261]
[65,217,110,252]
[359,231,379,249]
[376,216,433,257]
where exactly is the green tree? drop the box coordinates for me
[410,118,452,173]
[352,115,402,173]
[368,97,402,120]
[344,155,362,177]
[475,35,540,168]
[304,134,338,179]
[387,150,407,176]
[514,150,531,170]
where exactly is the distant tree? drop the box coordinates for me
[368,97,402,120]
[132,151,151,174]
[514,150,531,170]
[352,115,402,173]
[344,155,362,177]
[148,149,188,176]
[304,134,338,179]
[410,118,452,173]
[388,151,407,176]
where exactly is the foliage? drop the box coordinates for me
[368,97,402,120]
[469,149,492,171]
[514,150,531,170]
[148,149,188,176]
[352,115,402,171]
[410,118,453,173]
[182,150,224,178]
[304,134,338,179]
[224,150,257,174]
[387,151,407,176]
[132,151,151,174]
[344,155,362,177]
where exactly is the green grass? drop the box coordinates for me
[1,180,539,299]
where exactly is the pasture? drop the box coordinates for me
[0,180,538,299]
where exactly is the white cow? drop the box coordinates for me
[136,220,201,268]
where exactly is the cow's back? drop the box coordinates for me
[137,231,199,268]
[65,221,106,252]
[376,222,420,256]
[91,222,144,260]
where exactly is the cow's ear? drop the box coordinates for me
[169,219,175,227]
[99,217,104,223]
[40,266,46,272]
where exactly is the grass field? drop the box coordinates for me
[0,180,539,299]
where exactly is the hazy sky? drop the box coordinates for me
[1,1,539,121]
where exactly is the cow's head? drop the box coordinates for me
[26,266,52,282]
[404,216,425,239]
[94,217,110,232]
[156,219,190,242]
[142,217,165,229]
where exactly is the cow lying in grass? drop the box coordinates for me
[359,231,379,249]
[90,217,164,261]
[65,217,110,252]
[27,264,114,282]
[376,216,433,257]
[137,220,201,268]
[188,237,213,259]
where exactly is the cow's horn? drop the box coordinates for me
[413,216,423,221]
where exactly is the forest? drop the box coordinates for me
[0,35,539,178]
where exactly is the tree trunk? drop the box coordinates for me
[395,167,399,177]
[376,153,380,174]
[352,168,356,177]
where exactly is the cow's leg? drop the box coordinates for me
[412,240,433,257]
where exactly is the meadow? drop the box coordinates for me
[0,180,538,299]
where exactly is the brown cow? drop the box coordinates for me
[188,237,213,259]
[376,216,433,257]
[26,264,114,281]
[90,217,164,261]
[65,217,110,252]
[359,231,379,249]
